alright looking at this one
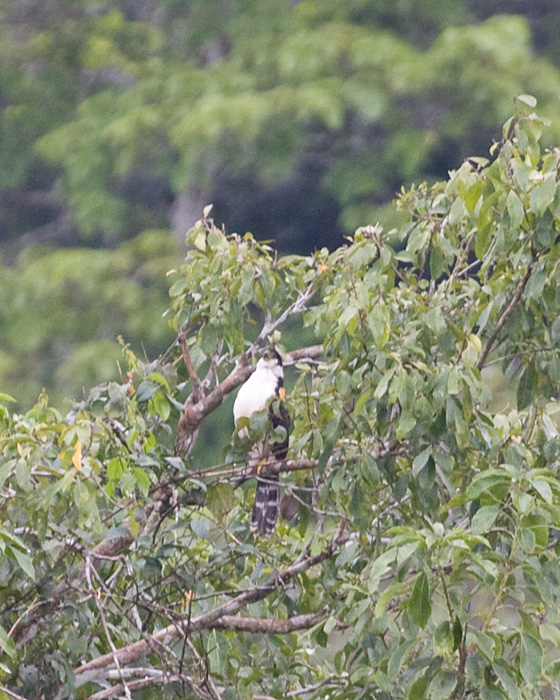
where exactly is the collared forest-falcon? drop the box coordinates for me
[233,349,290,536]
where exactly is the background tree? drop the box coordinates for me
[4,0,560,404]
[2,101,560,699]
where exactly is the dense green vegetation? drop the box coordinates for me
[2,100,560,699]
[3,0,560,404]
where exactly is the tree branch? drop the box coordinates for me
[178,330,204,402]
[75,524,349,683]
[210,611,324,633]
[174,343,322,458]
[0,687,32,700]
[286,678,342,696]
[183,436,405,488]
[477,257,535,370]
[85,557,132,700]
[11,529,133,647]
[84,674,185,700]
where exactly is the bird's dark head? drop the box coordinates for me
[262,348,282,365]
[256,348,284,377]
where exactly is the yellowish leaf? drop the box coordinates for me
[73,440,83,471]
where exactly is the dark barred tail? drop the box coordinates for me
[250,476,279,537]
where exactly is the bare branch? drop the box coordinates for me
[178,330,204,401]
[477,257,535,370]
[201,339,224,391]
[211,611,325,633]
[75,525,349,683]
[0,686,32,700]
[248,283,316,357]
[187,435,405,488]
[85,557,132,700]
[84,674,184,700]
[11,529,133,647]
[174,343,323,458]
[286,677,342,696]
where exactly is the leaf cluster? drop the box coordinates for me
[3,102,560,699]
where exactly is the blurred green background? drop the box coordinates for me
[2,0,560,406]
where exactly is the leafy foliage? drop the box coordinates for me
[5,0,560,404]
[0,230,180,406]
[2,102,560,699]
[35,9,560,239]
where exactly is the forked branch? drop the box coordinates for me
[75,523,349,684]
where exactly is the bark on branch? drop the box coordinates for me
[11,529,133,647]
[477,256,535,370]
[174,342,322,458]
[205,611,324,633]
[75,524,348,684]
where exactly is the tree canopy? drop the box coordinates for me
[3,0,560,405]
[2,100,560,699]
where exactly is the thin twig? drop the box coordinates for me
[75,526,350,682]
[85,674,185,700]
[477,257,535,370]
[247,283,317,360]
[286,677,342,697]
[0,687,32,700]
[482,562,512,633]
[178,330,204,401]
[85,557,132,700]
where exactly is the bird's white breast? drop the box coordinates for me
[233,369,279,425]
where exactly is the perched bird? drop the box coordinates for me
[233,349,290,536]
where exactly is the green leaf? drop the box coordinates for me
[132,467,151,496]
[369,549,396,591]
[519,514,548,551]
[464,179,485,213]
[388,639,415,679]
[532,479,553,503]
[7,545,35,581]
[373,365,396,400]
[136,381,158,401]
[0,624,16,659]
[412,447,431,476]
[492,662,522,700]
[353,388,371,417]
[107,457,124,481]
[207,483,236,518]
[409,571,431,629]
[396,411,416,440]
[150,391,171,420]
[480,690,507,700]
[516,94,537,108]
[506,190,524,229]
[530,174,556,215]
[434,620,453,655]
[540,624,560,647]
[474,631,496,661]
[471,505,499,534]
[430,246,446,280]
[520,633,543,686]
[408,675,428,700]
[193,230,206,251]
[368,305,390,348]
[191,519,210,540]
[467,470,510,500]
[452,617,463,651]
[429,670,457,700]
[551,316,560,342]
